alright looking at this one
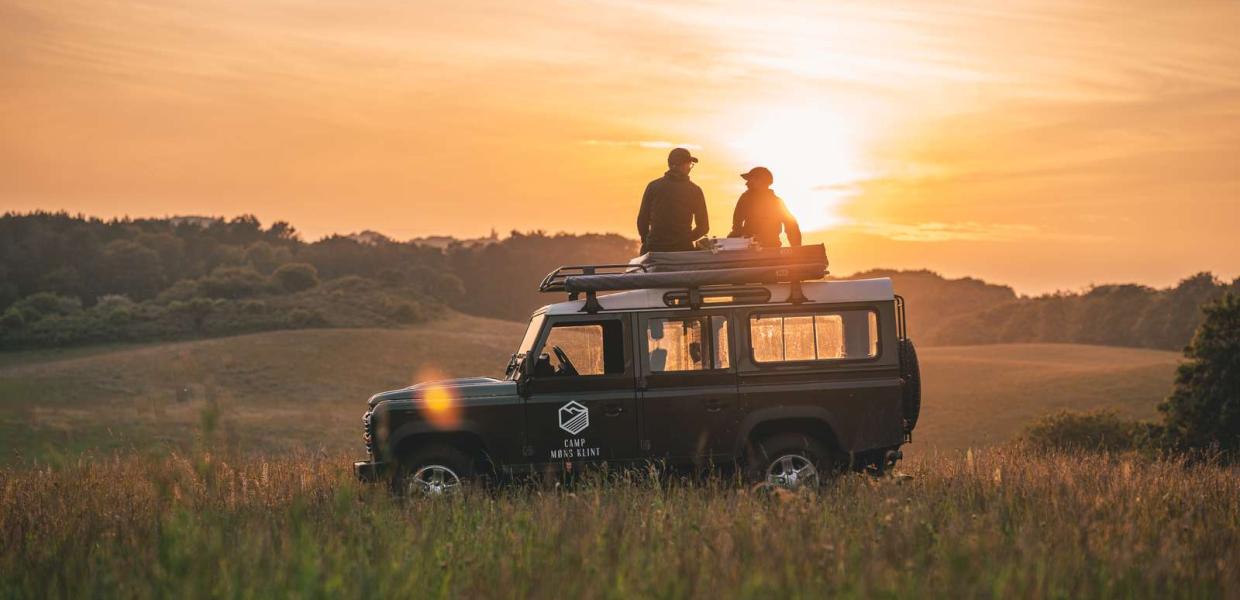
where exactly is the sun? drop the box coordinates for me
[724,106,868,232]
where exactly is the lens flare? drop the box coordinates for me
[414,367,462,430]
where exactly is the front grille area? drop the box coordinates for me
[362,411,376,457]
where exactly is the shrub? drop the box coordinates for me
[10,292,82,322]
[388,301,423,324]
[1021,410,1149,453]
[0,308,24,331]
[1160,292,1240,454]
[155,279,201,304]
[286,308,325,328]
[272,263,319,293]
[198,266,269,300]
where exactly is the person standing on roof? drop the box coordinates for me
[729,166,801,248]
[637,147,709,254]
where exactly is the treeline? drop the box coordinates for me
[0,212,634,349]
[2,212,1234,351]
[857,269,1240,350]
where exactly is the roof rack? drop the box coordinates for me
[539,263,648,294]
[539,243,829,313]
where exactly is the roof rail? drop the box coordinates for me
[538,263,648,294]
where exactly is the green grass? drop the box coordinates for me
[1,449,1236,598]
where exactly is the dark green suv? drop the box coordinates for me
[355,269,921,496]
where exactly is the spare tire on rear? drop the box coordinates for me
[899,338,922,434]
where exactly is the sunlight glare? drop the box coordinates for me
[726,107,869,232]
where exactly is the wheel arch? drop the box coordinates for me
[734,407,847,457]
[387,423,497,476]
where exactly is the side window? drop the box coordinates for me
[541,320,625,376]
[647,315,730,372]
[750,310,878,363]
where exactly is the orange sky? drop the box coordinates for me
[2,0,1238,293]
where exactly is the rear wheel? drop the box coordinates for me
[391,444,476,497]
[746,433,840,491]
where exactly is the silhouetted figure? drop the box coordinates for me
[729,167,801,248]
[637,147,709,253]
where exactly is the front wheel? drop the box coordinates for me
[746,433,839,492]
[391,444,476,497]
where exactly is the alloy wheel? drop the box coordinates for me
[765,453,820,491]
[408,464,462,496]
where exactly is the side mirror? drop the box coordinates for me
[505,353,518,377]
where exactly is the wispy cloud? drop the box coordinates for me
[842,220,1108,243]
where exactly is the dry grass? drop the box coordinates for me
[1,449,1236,598]
[916,344,1179,454]
[0,318,1180,464]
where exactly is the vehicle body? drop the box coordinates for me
[354,275,921,494]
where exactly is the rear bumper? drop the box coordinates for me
[353,460,391,482]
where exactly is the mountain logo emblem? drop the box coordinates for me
[558,401,590,435]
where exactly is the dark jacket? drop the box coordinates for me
[728,188,801,248]
[637,170,709,253]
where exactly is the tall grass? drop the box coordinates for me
[2,449,1237,598]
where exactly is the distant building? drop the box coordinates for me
[347,230,394,246]
[167,216,221,228]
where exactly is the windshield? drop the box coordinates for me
[516,314,546,358]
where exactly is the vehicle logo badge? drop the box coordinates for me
[558,401,590,435]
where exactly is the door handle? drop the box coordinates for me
[604,404,625,417]
[704,400,725,413]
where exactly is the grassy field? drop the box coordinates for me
[0,315,1181,463]
[0,317,1222,597]
[2,449,1236,598]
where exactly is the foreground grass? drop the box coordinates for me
[2,449,1236,598]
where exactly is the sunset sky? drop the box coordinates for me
[2,0,1238,293]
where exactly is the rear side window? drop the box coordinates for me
[647,315,730,372]
[750,310,878,363]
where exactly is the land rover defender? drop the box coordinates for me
[354,244,921,495]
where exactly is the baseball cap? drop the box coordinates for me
[667,147,699,166]
[741,166,773,185]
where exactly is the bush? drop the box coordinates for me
[10,292,82,322]
[1160,292,1240,454]
[198,266,269,300]
[388,301,423,324]
[272,263,319,293]
[286,308,325,328]
[155,279,201,304]
[1021,410,1153,453]
[0,308,24,331]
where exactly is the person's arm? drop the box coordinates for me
[780,197,802,246]
[636,183,654,244]
[689,187,709,241]
[728,193,748,238]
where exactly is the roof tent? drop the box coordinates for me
[539,243,830,312]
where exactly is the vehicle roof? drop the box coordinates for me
[537,277,894,316]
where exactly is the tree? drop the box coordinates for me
[272,263,319,293]
[1159,292,1240,453]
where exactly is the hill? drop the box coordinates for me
[0,315,1180,463]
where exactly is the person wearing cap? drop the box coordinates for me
[729,167,801,248]
[636,147,709,254]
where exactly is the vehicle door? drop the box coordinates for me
[522,313,639,464]
[637,310,739,464]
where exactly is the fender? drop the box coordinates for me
[732,405,851,456]
[384,418,492,461]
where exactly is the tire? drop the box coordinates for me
[899,338,922,434]
[390,443,476,497]
[746,433,839,491]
